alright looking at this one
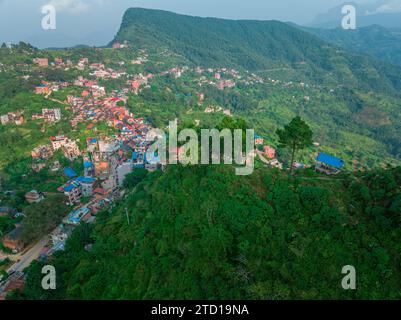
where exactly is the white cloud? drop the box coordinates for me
[376,1,401,13]
[49,0,89,14]
[361,0,401,14]
[48,0,112,15]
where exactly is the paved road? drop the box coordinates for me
[6,236,49,274]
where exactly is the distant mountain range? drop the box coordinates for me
[295,1,401,67]
[298,24,401,66]
[308,1,401,29]
[113,8,401,93]
[20,28,117,49]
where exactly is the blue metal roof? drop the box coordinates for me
[63,184,76,192]
[316,153,344,169]
[76,176,96,184]
[64,167,77,178]
[84,161,94,168]
[67,207,90,224]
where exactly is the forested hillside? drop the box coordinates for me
[15,165,401,300]
[301,25,401,67]
[113,8,401,93]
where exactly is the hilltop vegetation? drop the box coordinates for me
[114,8,401,94]
[15,165,401,300]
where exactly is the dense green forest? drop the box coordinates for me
[13,165,401,300]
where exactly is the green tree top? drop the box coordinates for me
[276,116,313,174]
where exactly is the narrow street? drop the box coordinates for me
[6,236,49,274]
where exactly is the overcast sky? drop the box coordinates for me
[0,0,398,47]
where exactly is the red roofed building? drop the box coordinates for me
[1,278,25,298]
[132,81,140,90]
[94,188,107,196]
[113,119,123,128]
[263,146,276,159]
[2,226,25,251]
[35,86,50,94]
[33,58,49,67]
[84,80,95,87]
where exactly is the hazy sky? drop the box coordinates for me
[0,0,397,47]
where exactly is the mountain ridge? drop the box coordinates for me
[307,1,401,29]
[112,8,401,94]
[296,24,401,66]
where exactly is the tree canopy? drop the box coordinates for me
[276,116,313,173]
[15,166,401,300]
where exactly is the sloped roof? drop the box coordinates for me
[316,153,344,169]
[5,227,24,241]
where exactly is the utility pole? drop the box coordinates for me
[125,207,130,225]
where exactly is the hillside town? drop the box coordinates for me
[1,0,401,305]
[0,46,348,299]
